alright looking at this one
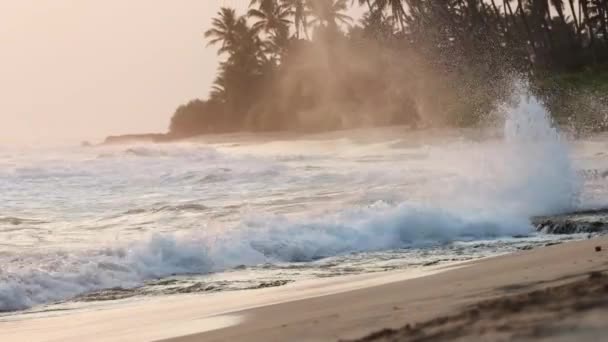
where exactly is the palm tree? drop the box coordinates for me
[587,0,608,42]
[248,0,292,35]
[248,0,277,8]
[248,1,293,60]
[490,0,509,35]
[516,0,536,50]
[210,73,227,103]
[352,0,378,14]
[581,0,597,49]
[204,8,246,56]
[306,0,353,30]
[281,0,310,39]
[373,0,407,31]
[358,5,395,40]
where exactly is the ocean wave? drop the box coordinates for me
[0,200,533,312]
[0,80,585,313]
[0,235,212,312]
[0,216,47,226]
[121,204,209,216]
[241,203,533,262]
[95,144,222,160]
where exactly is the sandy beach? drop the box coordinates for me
[167,236,608,342]
[0,236,605,342]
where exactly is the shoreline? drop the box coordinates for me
[1,237,606,341]
[0,261,458,342]
[168,236,608,342]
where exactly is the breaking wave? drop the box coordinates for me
[0,80,583,312]
[0,201,530,312]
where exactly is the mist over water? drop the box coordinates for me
[0,82,601,312]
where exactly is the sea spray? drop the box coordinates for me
[497,79,581,216]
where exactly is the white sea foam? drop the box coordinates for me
[0,201,530,312]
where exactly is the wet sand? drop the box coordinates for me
[0,263,449,341]
[1,237,607,342]
[169,237,608,342]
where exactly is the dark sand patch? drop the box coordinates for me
[352,271,608,342]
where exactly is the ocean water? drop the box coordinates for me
[1,83,607,313]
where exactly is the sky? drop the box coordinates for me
[0,0,364,145]
[0,0,242,144]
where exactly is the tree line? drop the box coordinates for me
[169,0,608,138]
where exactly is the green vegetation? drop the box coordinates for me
[544,66,608,93]
[538,66,608,133]
[168,1,608,139]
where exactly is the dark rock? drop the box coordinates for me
[251,280,293,289]
[544,242,562,247]
[423,260,440,266]
[595,246,602,252]
[532,208,608,234]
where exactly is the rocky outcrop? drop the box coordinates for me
[533,209,608,234]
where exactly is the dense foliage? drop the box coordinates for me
[169,0,608,138]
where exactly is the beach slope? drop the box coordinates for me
[170,237,608,342]
[2,237,607,342]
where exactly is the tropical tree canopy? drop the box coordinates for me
[169,0,608,138]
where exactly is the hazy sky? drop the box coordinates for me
[0,0,364,145]
[0,0,238,144]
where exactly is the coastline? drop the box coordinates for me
[2,237,606,342]
[0,262,458,342]
[168,236,608,342]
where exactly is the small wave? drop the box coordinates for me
[199,168,231,183]
[95,144,222,160]
[0,216,46,226]
[0,235,213,312]
[12,167,90,179]
[154,204,209,212]
[122,204,209,216]
[124,147,169,157]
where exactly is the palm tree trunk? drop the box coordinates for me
[516,0,538,56]
[598,1,608,43]
[505,0,520,29]
[390,0,407,32]
[602,0,608,36]
[550,0,578,45]
[551,0,568,26]
[581,0,596,44]
[567,0,581,34]
[541,0,555,52]
[581,0,598,63]
[579,0,583,33]
[491,0,510,35]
